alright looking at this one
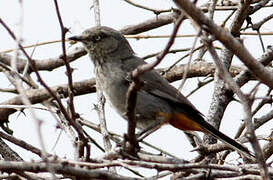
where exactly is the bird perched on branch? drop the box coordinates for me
[69,26,254,158]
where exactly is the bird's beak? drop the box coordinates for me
[68,35,85,42]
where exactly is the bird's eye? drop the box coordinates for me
[94,35,101,41]
[91,32,107,43]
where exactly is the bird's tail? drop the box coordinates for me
[170,103,255,158]
[198,117,255,158]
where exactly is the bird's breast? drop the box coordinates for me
[95,63,129,115]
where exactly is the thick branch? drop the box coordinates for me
[0,78,96,122]
[0,48,87,73]
[0,161,139,180]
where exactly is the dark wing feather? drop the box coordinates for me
[124,56,254,157]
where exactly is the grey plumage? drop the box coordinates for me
[69,26,254,158]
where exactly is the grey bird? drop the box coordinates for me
[69,26,254,158]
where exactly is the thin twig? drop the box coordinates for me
[178,31,201,91]
[0,17,88,158]
[3,31,273,53]
[131,16,184,78]
[53,0,87,159]
[123,0,172,15]
[53,0,77,122]
[205,38,268,179]
[0,131,51,158]
[173,0,273,89]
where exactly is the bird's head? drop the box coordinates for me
[69,26,134,64]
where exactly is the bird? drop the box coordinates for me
[69,26,254,158]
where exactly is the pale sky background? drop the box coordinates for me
[0,0,273,178]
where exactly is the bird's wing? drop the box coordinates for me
[124,56,254,158]
[141,69,254,157]
[124,55,199,112]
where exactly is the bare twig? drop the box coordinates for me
[173,0,273,89]
[178,31,201,90]
[205,39,268,179]
[0,131,50,158]
[120,11,180,35]
[125,78,141,154]
[0,18,87,150]
[3,30,273,54]
[123,0,172,15]
[78,118,179,158]
[0,161,140,180]
[53,0,77,124]
[131,16,184,78]
[92,0,101,26]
